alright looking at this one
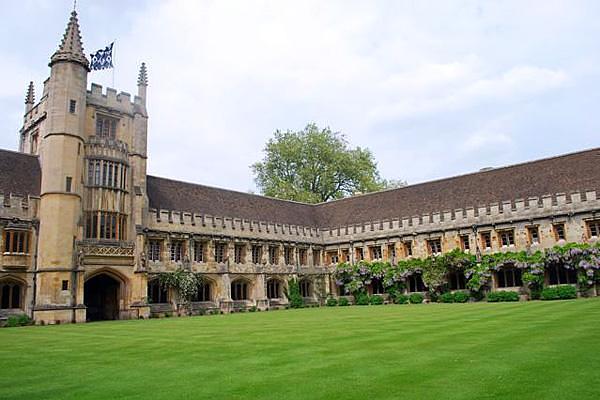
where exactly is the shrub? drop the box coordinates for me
[439,292,454,303]
[429,292,439,303]
[6,314,32,327]
[541,285,577,300]
[409,293,424,304]
[541,287,558,300]
[338,297,350,306]
[530,287,542,300]
[487,291,519,302]
[286,278,304,309]
[326,297,338,307]
[453,291,470,303]
[355,293,370,305]
[248,306,257,312]
[393,294,408,304]
[370,295,384,305]
[557,285,577,299]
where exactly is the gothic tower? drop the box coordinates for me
[34,11,89,322]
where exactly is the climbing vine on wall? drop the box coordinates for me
[333,243,600,298]
[158,268,203,305]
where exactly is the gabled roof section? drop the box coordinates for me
[147,148,600,230]
[0,149,41,197]
[147,176,317,227]
[315,147,600,227]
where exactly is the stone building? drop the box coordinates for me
[1,11,599,324]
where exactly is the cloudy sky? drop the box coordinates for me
[1,0,599,193]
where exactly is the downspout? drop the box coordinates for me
[71,239,78,324]
[31,219,40,320]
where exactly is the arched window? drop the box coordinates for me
[371,278,384,295]
[147,280,168,303]
[193,281,212,302]
[267,279,281,299]
[547,265,577,285]
[496,266,522,288]
[408,274,426,292]
[448,270,467,290]
[300,280,312,297]
[231,280,248,301]
[0,280,23,309]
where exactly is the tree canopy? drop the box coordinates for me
[252,124,402,203]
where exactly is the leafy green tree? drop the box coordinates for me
[252,123,393,203]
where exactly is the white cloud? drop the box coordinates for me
[368,64,568,122]
[0,0,598,192]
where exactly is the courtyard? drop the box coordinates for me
[1,299,599,399]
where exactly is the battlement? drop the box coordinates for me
[147,208,322,244]
[320,190,600,244]
[0,192,39,220]
[87,83,145,116]
[145,190,600,245]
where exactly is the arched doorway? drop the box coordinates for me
[84,273,121,321]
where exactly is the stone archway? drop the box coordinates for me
[84,273,121,321]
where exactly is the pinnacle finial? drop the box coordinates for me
[137,62,148,86]
[49,10,89,70]
[25,81,35,105]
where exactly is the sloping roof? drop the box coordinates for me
[315,148,600,227]
[147,148,600,229]
[0,149,41,197]
[146,176,317,226]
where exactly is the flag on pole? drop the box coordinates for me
[90,42,114,70]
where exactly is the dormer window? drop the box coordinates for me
[95,114,118,139]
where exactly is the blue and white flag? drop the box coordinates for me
[90,42,114,70]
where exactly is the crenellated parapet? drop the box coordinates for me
[87,83,146,117]
[0,193,39,221]
[146,208,322,244]
[321,190,600,245]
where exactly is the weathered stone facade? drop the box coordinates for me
[1,11,599,324]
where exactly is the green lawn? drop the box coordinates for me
[2,299,600,400]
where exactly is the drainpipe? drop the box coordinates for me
[31,219,40,321]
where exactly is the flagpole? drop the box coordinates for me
[111,39,116,88]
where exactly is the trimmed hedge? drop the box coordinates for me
[355,293,370,306]
[394,294,409,304]
[326,297,338,307]
[453,291,470,303]
[370,295,384,305]
[439,291,470,303]
[439,293,455,303]
[6,314,32,327]
[541,285,577,300]
[487,291,519,302]
[409,293,424,304]
[338,297,350,306]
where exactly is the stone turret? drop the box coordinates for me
[49,10,89,70]
[35,10,89,323]
[25,81,34,113]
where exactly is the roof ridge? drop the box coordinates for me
[0,148,40,158]
[315,146,600,207]
[147,175,316,208]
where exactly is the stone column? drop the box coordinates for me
[227,241,235,264]
[219,273,233,313]
[255,273,268,310]
[244,241,253,264]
